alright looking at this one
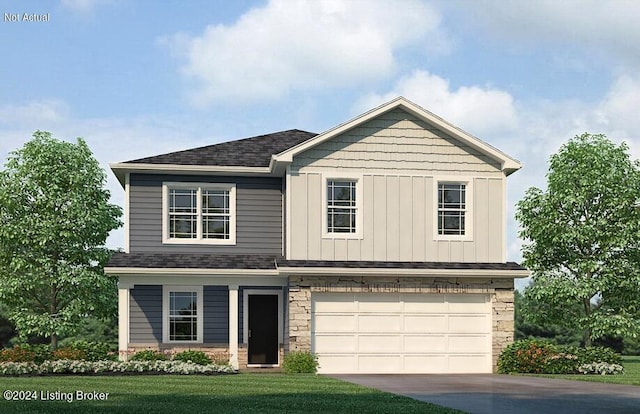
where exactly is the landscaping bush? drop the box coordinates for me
[172,350,212,365]
[17,344,52,364]
[130,350,168,361]
[0,346,37,363]
[52,347,85,361]
[498,339,556,374]
[498,339,624,374]
[282,351,318,374]
[0,360,237,375]
[68,341,115,361]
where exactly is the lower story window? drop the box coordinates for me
[163,286,203,343]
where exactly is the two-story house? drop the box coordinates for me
[105,97,528,374]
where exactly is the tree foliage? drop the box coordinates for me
[0,131,122,349]
[516,133,640,346]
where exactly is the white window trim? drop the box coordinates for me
[162,285,204,344]
[322,172,363,239]
[433,176,473,241]
[162,182,236,245]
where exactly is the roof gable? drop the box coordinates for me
[274,97,522,175]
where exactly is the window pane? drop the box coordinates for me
[203,217,229,239]
[439,211,465,235]
[169,215,197,238]
[328,208,356,233]
[202,190,229,214]
[169,291,198,341]
[169,189,196,213]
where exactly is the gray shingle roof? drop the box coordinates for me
[107,252,278,270]
[124,129,317,167]
[107,252,526,272]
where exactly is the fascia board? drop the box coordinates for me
[276,266,530,278]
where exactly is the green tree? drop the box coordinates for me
[0,131,122,349]
[514,288,583,346]
[516,133,640,347]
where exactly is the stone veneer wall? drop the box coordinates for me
[288,275,514,372]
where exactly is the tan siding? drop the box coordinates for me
[373,175,387,259]
[399,176,413,261]
[292,108,502,176]
[287,108,506,263]
[475,178,489,262]
[386,176,400,261]
[307,173,322,260]
[488,179,503,261]
[411,176,426,262]
[361,175,375,260]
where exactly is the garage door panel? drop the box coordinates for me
[317,355,357,373]
[404,335,446,352]
[403,355,448,373]
[447,294,489,313]
[448,335,491,352]
[358,335,401,353]
[314,334,356,352]
[404,315,447,332]
[314,315,356,332]
[449,355,492,373]
[358,355,401,373]
[403,294,446,312]
[358,315,401,332]
[357,294,401,312]
[448,315,490,333]
[313,294,357,312]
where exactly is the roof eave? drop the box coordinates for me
[109,162,275,187]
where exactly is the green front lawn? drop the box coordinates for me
[0,373,461,414]
[529,356,640,386]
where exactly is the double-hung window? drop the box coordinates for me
[163,183,236,244]
[437,183,467,236]
[163,286,203,343]
[327,180,357,233]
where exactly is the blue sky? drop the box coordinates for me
[2,0,640,288]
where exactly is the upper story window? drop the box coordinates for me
[323,175,362,239]
[437,183,466,236]
[327,180,357,233]
[162,182,236,245]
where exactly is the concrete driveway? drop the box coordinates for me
[331,374,640,413]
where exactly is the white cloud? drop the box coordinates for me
[161,0,448,106]
[355,70,518,137]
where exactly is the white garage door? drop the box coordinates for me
[312,292,492,374]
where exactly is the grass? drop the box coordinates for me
[0,373,461,414]
[527,356,640,386]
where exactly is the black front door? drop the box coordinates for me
[248,294,278,364]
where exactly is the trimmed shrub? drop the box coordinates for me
[17,344,51,364]
[498,339,556,374]
[282,351,318,374]
[68,341,115,362]
[130,350,168,362]
[173,350,212,365]
[52,347,85,361]
[498,340,624,375]
[0,346,38,363]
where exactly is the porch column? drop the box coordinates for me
[229,285,239,369]
[118,283,130,361]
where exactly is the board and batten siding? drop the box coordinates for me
[128,174,282,254]
[288,108,505,263]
